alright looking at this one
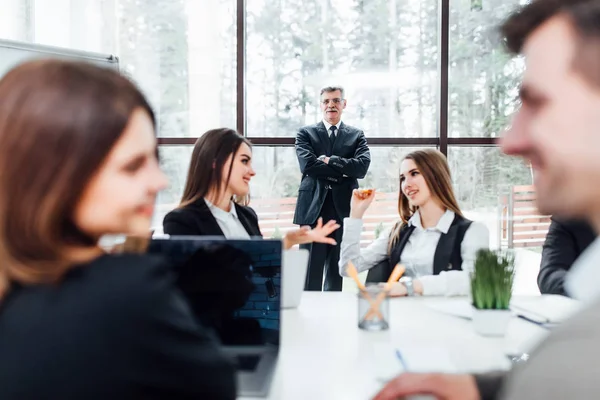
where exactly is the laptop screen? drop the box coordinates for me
[147,237,282,348]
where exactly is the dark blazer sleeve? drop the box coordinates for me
[538,219,578,295]
[328,131,371,179]
[163,209,198,236]
[295,127,343,181]
[127,257,237,399]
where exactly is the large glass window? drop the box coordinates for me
[248,147,302,199]
[30,0,114,53]
[154,146,193,230]
[449,146,539,295]
[448,0,527,137]
[3,0,236,138]
[448,146,533,249]
[0,0,33,41]
[117,0,237,137]
[246,0,439,138]
[1,0,541,295]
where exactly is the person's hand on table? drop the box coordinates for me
[380,281,424,297]
[372,373,480,400]
[381,282,407,297]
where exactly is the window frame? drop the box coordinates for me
[156,0,499,152]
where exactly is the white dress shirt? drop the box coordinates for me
[338,209,490,296]
[565,237,600,304]
[321,120,348,178]
[322,119,342,133]
[204,198,251,240]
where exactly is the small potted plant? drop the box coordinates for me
[470,249,515,336]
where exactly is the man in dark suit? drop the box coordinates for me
[538,217,596,296]
[294,86,371,291]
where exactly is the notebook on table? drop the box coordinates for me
[426,295,582,327]
[510,295,582,325]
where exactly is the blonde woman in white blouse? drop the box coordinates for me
[339,149,489,297]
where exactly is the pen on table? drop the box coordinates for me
[516,314,555,330]
[395,349,408,371]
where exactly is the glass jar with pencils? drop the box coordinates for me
[345,261,406,331]
[357,283,390,331]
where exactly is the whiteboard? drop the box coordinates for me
[0,39,119,79]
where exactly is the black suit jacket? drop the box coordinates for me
[293,121,371,225]
[538,217,596,296]
[163,198,262,237]
[0,254,236,399]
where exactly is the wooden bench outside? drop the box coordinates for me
[499,185,551,249]
[251,192,399,247]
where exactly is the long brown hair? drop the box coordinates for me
[0,59,154,297]
[179,128,252,208]
[388,149,463,253]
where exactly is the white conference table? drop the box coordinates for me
[242,292,551,400]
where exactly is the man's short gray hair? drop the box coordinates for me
[320,86,345,98]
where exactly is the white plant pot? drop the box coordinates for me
[472,308,512,337]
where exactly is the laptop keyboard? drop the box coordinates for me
[235,355,261,371]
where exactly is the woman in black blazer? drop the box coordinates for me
[163,128,340,249]
[0,60,235,399]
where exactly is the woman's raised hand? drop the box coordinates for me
[350,188,376,219]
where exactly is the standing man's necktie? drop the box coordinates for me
[328,125,337,156]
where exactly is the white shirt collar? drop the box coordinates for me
[323,120,342,132]
[565,236,600,304]
[204,198,238,221]
[408,209,455,234]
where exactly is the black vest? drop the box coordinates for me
[365,215,472,283]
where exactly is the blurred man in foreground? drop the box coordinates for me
[375,0,600,399]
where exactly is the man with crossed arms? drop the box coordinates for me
[294,86,371,292]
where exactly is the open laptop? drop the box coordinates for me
[150,231,307,309]
[146,236,281,398]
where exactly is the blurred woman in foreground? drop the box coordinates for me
[0,60,236,399]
